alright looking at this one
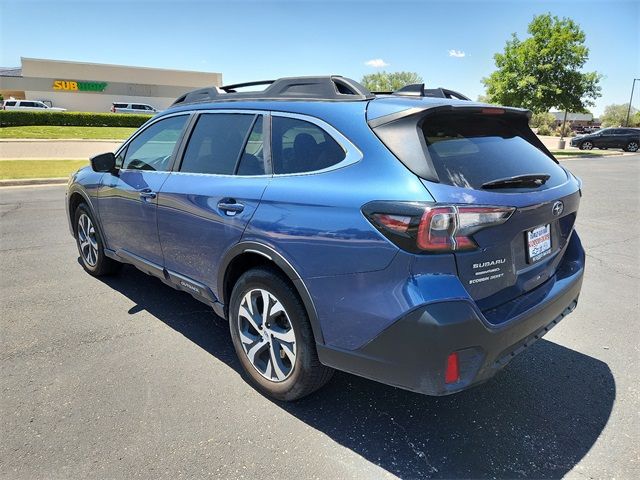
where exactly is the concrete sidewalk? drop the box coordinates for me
[0,139,122,159]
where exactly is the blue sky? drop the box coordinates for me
[1,0,638,116]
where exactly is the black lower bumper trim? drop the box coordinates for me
[317,268,583,396]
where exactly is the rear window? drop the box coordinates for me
[422,113,567,190]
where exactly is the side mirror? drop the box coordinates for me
[90,152,117,174]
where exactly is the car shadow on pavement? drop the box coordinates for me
[98,264,616,479]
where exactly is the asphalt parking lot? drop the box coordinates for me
[1,156,638,479]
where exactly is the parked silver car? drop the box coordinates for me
[110,102,158,114]
[2,99,66,111]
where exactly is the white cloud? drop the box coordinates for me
[448,49,466,58]
[365,58,389,68]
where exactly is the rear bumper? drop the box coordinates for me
[317,234,585,396]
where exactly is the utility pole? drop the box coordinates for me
[625,78,640,126]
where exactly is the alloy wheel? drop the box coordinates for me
[237,288,296,382]
[77,213,98,267]
[581,141,593,150]
[627,142,638,152]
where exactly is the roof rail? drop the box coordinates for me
[171,75,373,106]
[373,84,471,101]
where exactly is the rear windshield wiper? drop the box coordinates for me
[481,173,550,189]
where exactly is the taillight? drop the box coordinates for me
[365,202,514,254]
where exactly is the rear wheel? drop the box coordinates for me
[625,141,639,152]
[229,267,333,401]
[74,203,121,276]
[580,141,593,150]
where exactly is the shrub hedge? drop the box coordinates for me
[0,110,153,128]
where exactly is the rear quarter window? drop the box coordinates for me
[422,113,567,190]
[272,117,345,174]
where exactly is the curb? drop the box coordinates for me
[0,177,67,187]
[556,152,627,160]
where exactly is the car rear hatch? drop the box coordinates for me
[368,100,582,313]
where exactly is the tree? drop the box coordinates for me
[482,13,601,114]
[530,112,557,135]
[600,103,639,127]
[361,71,422,92]
[476,93,495,104]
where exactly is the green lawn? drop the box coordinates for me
[0,160,89,179]
[0,125,136,140]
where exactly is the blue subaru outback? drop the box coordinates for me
[66,76,585,401]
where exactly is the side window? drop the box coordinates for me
[5,101,16,106]
[272,117,346,174]
[122,115,188,171]
[180,113,255,175]
[237,116,266,175]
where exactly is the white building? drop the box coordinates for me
[0,57,222,112]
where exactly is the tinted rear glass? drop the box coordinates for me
[272,117,345,174]
[180,113,255,175]
[422,113,567,190]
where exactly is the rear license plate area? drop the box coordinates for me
[527,224,551,263]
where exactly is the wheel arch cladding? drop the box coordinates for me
[219,243,325,345]
[68,192,85,229]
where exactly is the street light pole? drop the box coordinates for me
[625,78,640,127]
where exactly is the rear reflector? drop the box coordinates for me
[445,352,460,384]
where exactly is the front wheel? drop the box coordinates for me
[580,141,593,150]
[625,141,639,152]
[74,203,121,276]
[229,267,333,401]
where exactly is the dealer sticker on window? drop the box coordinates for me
[527,224,552,262]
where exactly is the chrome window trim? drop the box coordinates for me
[116,108,362,178]
[269,111,363,177]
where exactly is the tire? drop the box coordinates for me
[229,267,333,401]
[580,141,593,150]
[74,203,121,276]
[625,141,639,152]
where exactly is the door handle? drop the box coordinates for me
[139,189,157,200]
[218,200,244,215]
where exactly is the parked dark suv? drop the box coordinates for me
[66,76,585,401]
[570,127,639,151]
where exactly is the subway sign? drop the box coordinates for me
[53,80,108,92]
